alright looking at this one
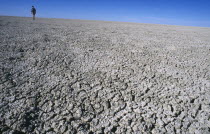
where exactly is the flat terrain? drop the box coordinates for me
[0,16,210,134]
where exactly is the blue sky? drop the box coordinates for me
[0,0,210,27]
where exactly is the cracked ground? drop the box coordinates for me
[0,16,210,134]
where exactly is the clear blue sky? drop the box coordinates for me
[0,0,210,27]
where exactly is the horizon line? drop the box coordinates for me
[1,15,210,28]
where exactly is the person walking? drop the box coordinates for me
[31,6,36,20]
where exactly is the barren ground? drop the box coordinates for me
[0,16,210,134]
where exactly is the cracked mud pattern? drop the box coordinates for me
[0,16,210,134]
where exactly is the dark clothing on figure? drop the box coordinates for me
[31,7,36,15]
[31,7,36,20]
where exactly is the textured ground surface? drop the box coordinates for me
[0,16,210,134]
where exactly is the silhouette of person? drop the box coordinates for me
[31,6,36,20]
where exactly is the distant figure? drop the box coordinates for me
[31,6,36,20]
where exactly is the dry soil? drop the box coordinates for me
[0,16,210,134]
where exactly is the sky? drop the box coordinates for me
[0,0,210,27]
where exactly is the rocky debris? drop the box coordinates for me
[0,16,210,134]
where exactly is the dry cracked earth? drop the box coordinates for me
[0,16,210,134]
